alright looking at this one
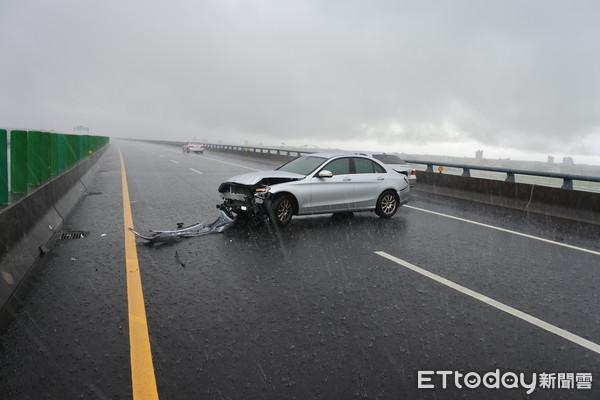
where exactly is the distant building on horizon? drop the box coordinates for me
[562,157,574,165]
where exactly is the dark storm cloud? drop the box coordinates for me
[0,0,598,157]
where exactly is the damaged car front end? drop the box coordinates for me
[217,171,305,225]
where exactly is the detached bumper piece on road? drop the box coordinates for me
[128,209,236,244]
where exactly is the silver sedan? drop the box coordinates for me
[218,153,410,226]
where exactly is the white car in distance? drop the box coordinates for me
[183,142,206,154]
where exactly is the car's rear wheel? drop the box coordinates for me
[375,190,399,218]
[271,195,294,227]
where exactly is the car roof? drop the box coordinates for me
[307,152,375,159]
[356,152,391,156]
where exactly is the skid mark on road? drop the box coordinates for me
[375,251,600,355]
[406,205,600,256]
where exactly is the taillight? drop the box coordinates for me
[411,169,416,175]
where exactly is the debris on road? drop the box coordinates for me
[175,249,186,267]
[128,209,236,244]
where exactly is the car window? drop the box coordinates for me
[277,156,327,175]
[353,157,385,174]
[371,154,405,164]
[323,157,351,175]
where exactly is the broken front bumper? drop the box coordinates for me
[218,182,272,224]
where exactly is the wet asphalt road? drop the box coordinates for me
[0,140,599,400]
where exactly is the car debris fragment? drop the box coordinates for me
[128,209,236,244]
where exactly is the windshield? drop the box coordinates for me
[276,156,327,175]
[371,154,405,164]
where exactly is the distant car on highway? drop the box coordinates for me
[183,142,206,154]
[218,153,410,226]
[357,153,416,187]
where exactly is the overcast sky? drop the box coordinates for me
[1,0,598,163]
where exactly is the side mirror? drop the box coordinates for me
[318,170,333,178]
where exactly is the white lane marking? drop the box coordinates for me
[375,251,600,355]
[170,160,179,164]
[189,168,203,174]
[200,156,262,171]
[406,205,600,257]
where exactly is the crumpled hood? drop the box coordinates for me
[224,170,305,186]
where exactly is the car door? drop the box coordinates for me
[351,157,387,209]
[306,157,354,213]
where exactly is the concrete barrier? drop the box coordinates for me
[416,171,600,224]
[0,145,108,319]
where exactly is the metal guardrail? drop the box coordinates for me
[1,129,110,205]
[403,159,600,190]
[205,143,311,158]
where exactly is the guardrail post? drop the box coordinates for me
[561,178,573,190]
[462,168,471,177]
[505,171,515,183]
[10,130,27,193]
[0,129,7,204]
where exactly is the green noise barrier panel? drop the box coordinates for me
[2,129,109,203]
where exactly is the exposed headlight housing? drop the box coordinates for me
[255,187,271,200]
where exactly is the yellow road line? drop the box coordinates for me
[119,148,160,400]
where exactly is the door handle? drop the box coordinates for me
[377,177,384,180]
[343,178,352,182]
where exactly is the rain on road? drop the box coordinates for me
[1,140,598,399]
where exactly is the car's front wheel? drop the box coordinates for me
[271,195,294,227]
[375,190,399,218]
